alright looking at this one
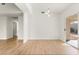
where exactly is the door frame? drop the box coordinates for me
[65,14,79,48]
[12,21,18,39]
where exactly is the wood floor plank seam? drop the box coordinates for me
[0,39,79,55]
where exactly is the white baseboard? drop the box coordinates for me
[17,39,23,40]
[29,38,61,40]
[23,39,28,43]
[0,38,7,40]
[29,37,61,40]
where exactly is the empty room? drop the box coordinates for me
[0,3,79,55]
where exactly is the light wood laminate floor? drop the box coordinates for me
[0,39,79,55]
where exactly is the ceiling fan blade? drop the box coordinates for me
[45,10,50,14]
[45,12,48,14]
[47,10,50,13]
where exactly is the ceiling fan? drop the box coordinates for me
[1,3,6,5]
[41,8,51,17]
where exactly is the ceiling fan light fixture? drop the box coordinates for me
[41,11,45,14]
[41,8,51,17]
[1,3,5,5]
[47,8,50,13]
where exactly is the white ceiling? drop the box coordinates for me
[0,3,22,16]
[0,3,73,16]
[30,3,73,14]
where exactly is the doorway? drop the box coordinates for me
[66,15,79,48]
[12,21,18,39]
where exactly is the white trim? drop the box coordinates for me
[23,39,28,43]
[29,38,61,40]
[0,38,7,40]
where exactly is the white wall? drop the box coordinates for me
[13,22,17,36]
[0,3,23,40]
[0,3,22,16]
[7,16,23,40]
[15,3,62,40]
[60,4,79,41]
[7,17,13,39]
[7,17,19,39]
[0,16,18,40]
[18,15,23,40]
[0,16,7,39]
[28,8,61,40]
[15,4,30,42]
